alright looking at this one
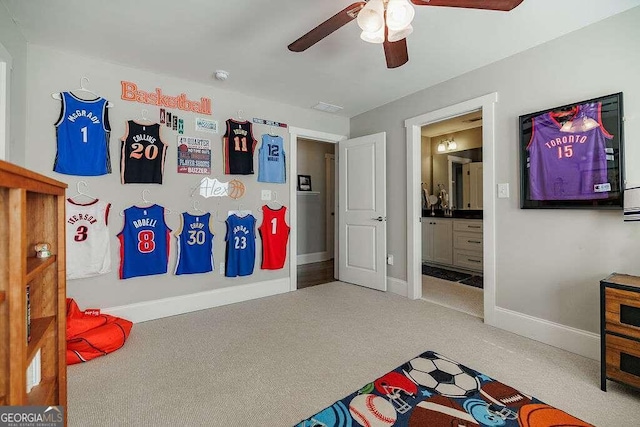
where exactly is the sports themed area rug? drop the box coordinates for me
[296,351,592,427]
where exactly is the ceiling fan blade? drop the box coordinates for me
[410,0,524,11]
[288,2,366,52]
[383,38,409,69]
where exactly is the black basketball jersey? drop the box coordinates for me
[120,121,168,184]
[223,119,257,175]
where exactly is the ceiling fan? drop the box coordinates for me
[288,0,524,69]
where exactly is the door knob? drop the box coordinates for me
[372,216,385,222]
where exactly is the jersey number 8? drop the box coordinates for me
[137,230,156,253]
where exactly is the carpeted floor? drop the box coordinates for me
[422,264,483,289]
[422,275,484,318]
[68,282,640,426]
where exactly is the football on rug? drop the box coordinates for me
[296,351,592,427]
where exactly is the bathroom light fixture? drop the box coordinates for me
[437,138,457,152]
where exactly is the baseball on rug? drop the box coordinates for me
[295,351,592,427]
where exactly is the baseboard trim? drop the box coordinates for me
[493,306,600,360]
[297,251,331,265]
[388,277,408,297]
[104,278,291,324]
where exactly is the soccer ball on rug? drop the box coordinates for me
[295,350,593,427]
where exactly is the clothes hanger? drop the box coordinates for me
[51,77,114,107]
[268,125,278,137]
[138,109,153,124]
[267,191,283,209]
[68,181,97,203]
[236,109,244,121]
[229,203,252,218]
[119,190,173,216]
[188,199,205,216]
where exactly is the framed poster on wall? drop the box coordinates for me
[519,92,624,209]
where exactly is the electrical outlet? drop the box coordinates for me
[387,255,394,265]
[261,190,272,201]
[219,262,225,275]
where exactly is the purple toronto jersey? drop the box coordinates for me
[527,102,612,201]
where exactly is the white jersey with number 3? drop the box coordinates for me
[66,199,112,280]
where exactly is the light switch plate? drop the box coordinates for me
[498,183,510,198]
[261,190,272,201]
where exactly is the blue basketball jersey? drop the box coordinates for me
[224,214,256,277]
[258,135,286,183]
[174,212,214,275]
[54,91,111,176]
[118,204,171,279]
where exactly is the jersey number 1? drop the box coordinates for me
[81,127,88,143]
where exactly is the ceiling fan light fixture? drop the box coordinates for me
[385,0,415,31]
[361,28,385,44]
[357,0,385,33]
[387,24,413,43]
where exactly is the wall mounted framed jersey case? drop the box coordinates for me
[519,92,624,209]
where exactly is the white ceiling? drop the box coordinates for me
[4,0,640,117]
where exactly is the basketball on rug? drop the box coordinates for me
[295,351,592,427]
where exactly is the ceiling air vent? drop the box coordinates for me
[312,102,344,113]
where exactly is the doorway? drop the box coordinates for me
[421,111,484,318]
[287,127,346,292]
[405,93,498,326]
[296,138,336,289]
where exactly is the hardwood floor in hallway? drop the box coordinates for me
[297,259,335,289]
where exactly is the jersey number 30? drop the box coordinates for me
[187,230,206,245]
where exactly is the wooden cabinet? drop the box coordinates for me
[453,220,483,273]
[600,273,640,392]
[422,219,453,265]
[0,160,67,413]
[422,218,482,273]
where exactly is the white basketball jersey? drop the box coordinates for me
[66,199,112,280]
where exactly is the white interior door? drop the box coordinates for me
[338,132,386,291]
[326,154,335,259]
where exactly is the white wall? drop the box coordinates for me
[296,138,334,255]
[0,5,27,164]
[351,7,640,334]
[25,44,348,310]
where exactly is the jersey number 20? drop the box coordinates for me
[130,143,159,160]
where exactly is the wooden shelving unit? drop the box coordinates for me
[0,160,67,420]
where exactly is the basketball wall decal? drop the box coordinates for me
[348,394,397,427]
[227,179,245,199]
